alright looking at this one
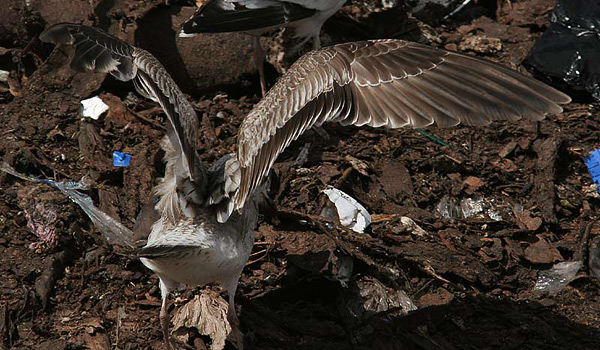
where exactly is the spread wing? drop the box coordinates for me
[40,24,207,220]
[181,0,316,35]
[217,39,570,222]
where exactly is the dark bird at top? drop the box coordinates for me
[180,0,347,95]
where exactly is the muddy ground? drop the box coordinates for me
[1,0,600,349]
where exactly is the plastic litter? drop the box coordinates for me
[435,195,504,221]
[584,149,600,193]
[322,187,372,233]
[80,96,109,120]
[534,261,583,295]
[524,0,600,100]
[415,128,453,148]
[341,276,417,327]
[0,69,9,83]
[0,163,134,249]
[113,151,132,167]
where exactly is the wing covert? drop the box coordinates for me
[40,24,207,221]
[220,39,570,221]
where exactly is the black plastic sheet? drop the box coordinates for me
[524,0,600,100]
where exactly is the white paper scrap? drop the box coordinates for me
[80,96,109,120]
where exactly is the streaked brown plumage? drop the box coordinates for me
[222,40,570,221]
[39,23,570,349]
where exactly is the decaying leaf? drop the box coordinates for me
[345,155,370,176]
[172,290,232,350]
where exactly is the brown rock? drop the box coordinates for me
[459,34,503,54]
[28,0,94,24]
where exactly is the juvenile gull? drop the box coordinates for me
[40,23,570,349]
[180,0,347,95]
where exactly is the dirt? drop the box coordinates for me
[1,0,600,349]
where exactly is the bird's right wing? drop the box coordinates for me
[215,39,571,222]
[40,24,207,220]
[180,0,316,35]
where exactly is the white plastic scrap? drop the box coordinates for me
[0,70,9,83]
[534,261,583,295]
[322,187,372,233]
[80,96,109,120]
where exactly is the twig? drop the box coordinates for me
[127,107,166,130]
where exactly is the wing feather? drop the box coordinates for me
[40,23,207,221]
[181,0,317,35]
[218,39,570,221]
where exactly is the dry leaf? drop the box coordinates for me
[517,210,543,231]
[345,155,370,176]
[172,290,232,350]
[464,176,484,191]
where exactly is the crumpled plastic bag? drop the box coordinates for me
[534,261,583,295]
[524,0,600,100]
[340,275,417,327]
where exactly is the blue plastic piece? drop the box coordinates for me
[113,151,131,167]
[584,149,600,191]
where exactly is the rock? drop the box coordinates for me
[459,34,503,53]
[27,0,94,24]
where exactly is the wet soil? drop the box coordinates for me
[1,0,599,349]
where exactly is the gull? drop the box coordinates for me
[180,0,347,95]
[40,23,570,349]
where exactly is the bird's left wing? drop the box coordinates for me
[40,24,207,219]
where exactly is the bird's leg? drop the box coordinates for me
[159,279,172,350]
[253,36,267,97]
[312,32,321,50]
[496,0,512,18]
[225,279,244,349]
[290,35,315,54]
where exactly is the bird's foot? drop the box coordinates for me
[227,313,244,350]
